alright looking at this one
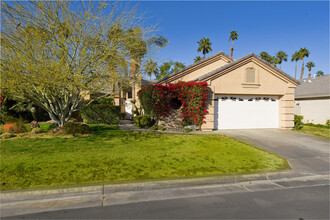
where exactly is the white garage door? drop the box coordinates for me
[215,95,279,129]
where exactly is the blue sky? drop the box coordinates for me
[132,1,329,79]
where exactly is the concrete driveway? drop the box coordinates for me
[215,129,330,174]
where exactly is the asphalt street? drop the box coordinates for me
[6,185,329,219]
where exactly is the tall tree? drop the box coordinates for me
[144,59,158,80]
[275,51,288,69]
[0,1,159,127]
[260,51,275,64]
[291,51,301,80]
[299,47,310,80]
[156,61,185,79]
[316,70,324,77]
[197,37,212,58]
[194,56,202,63]
[229,31,239,58]
[306,61,315,79]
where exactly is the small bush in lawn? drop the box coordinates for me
[158,126,165,131]
[31,128,43,134]
[64,122,92,135]
[134,115,152,128]
[1,132,16,139]
[294,115,303,130]
[48,123,59,130]
[2,118,27,134]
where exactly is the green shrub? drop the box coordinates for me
[184,127,192,133]
[294,115,304,130]
[81,103,120,125]
[97,97,114,105]
[48,123,59,130]
[134,115,152,128]
[326,120,330,127]
[1,132,16,139]
[64,122,92,135]
[158,126,165,131]
[149,125,158,130]
[149,125,165,131]
[31,128,43,134]
[304,122,330,129]
[2,115,18,123]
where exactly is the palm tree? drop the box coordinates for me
[316,70,324,77]
[306,61,315,79]
[275,51,287,69]
[197,37,212,58]
[194,56,202,63]
[299,47,310,80]
[260,51,275,64]
[291,51,300,80]
[229,31,238,58]
[144,59,158,80]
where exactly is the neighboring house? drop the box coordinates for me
[294,75,330,124]
[153,51,299,130]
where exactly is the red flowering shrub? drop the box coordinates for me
[138,82,208,128]
[138,84,172,119]
[2,123,24,133]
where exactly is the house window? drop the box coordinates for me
[246,68,255,83]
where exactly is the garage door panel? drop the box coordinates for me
[217,95,279,129]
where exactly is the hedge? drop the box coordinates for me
[80,104,120,125]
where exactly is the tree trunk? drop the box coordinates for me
[279,62,281,69]
[308,70,311,79]
[300,58,305,80]
[203,52,205,58]
[230,40,234,58]
[294,60,297,80]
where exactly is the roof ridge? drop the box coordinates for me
[156,51,232,83]
[196,53,298,84]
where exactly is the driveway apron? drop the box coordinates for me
[215,129,330,174]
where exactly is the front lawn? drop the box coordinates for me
[296,125,330,139]
[0,125,289,191]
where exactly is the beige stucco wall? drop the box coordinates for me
[176,59,229,82]
[294,98,330,124]
[201,59,297,130]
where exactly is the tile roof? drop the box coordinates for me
[155,51,232,83]
[295,74,330,98]
[141,79,156,85]
[195,53,299,84]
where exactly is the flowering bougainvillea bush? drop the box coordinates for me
[138,82,208,128]
[137,84,172,119]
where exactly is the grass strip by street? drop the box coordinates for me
[0,125,290,191]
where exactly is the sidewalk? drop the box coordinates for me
[1,170,329,218]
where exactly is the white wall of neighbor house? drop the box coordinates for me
[294,98,330,124]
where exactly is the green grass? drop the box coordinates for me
[0,125,290,191]
[296,125,330,139]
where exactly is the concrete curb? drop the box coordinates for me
[0,170,316,202]
[1,170,329,218]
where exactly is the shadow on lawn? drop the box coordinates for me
[86,125,165,144]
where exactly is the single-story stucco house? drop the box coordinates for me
[142,51,299,131]
[294,74,330,124]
